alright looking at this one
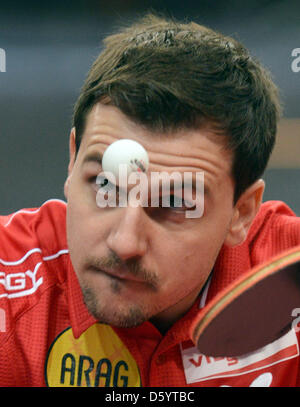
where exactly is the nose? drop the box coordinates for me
[106,206,148,261]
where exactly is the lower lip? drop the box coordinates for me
[103,269,127,280]
[90,266,140,284]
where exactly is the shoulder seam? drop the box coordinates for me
[2,199,66,229]
[0,248,69,266]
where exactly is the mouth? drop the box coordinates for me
[90,265,144,284]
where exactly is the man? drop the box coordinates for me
[0,14,300,387]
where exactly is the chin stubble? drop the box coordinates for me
[80,281,149,328]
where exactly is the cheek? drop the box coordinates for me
[154,240,203,288]
[164,222,228,281]
[66,187,113,261]
[66,202,86,268]
[67,176,95,234]
[66,183,97,258]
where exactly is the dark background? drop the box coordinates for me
[0,0,299,214]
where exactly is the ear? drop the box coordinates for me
[224,179,265,247]
[64,127,77,199]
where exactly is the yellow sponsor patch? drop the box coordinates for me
[45,323,141,387]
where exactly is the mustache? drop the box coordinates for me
[88,250,159,290]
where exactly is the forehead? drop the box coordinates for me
[78,103,233,190]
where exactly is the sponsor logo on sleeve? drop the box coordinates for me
[0,262,43,299]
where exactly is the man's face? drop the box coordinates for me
[65,103,237,331]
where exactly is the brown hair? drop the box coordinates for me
[73,13,281,202]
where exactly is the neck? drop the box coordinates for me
[149,290,200,334]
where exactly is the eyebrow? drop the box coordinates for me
[82,153,103,167]
[81,152,210,196]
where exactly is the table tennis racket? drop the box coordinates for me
[190,245,300,357]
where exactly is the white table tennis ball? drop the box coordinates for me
[102,139,149,182]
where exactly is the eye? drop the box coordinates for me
[162,194,195,212]
[100,177,109,187]
[170,194,184,209]
[89,175,115,192]
[97,176,114,190]
[92,175,129,209]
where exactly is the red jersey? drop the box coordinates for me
[0,199,300,387]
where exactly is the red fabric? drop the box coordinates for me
[0,199,299,387]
